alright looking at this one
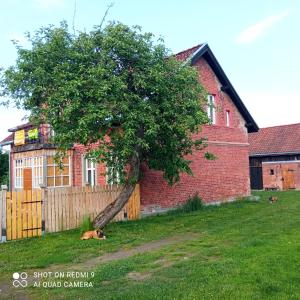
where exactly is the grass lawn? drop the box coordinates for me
[1,190,300,299]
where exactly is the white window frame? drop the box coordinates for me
[226,110,230,127]
[14,157,44,189]
[14,159,23,189]
[32,157,44,188]
[84,158,96,186]
[207,94,216,125]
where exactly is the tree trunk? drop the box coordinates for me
[93,153,140,229]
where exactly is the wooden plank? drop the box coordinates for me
[58,188,62,231]
[75,187,79,228]
[21,191,27,238]
[49,189,54,232]
[65,188,68,230]
[49,189,54,233]
[11,192,17,240]
[32,191,37,237]
[69,188,73,229]
[48,189,51,233]
[55,188,59,232]
[27,190,33,238]
[37,191,42,236]
[43,189,48,232]
[6,192,12,240]
[17,191,22,239]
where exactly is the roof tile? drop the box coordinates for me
[249,123,300,155]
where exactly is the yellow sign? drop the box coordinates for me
[14,130,25,146]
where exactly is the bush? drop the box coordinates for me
[80,215,94,235]
[172,193,204,214]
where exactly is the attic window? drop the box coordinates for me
[207,95,216,125]
[270,169,274,175]
[226,110,230,127]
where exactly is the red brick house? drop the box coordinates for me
[249,123,300,190]
[0,43,258,212]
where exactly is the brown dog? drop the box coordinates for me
[80,229,106,240]
[269,196,278,203]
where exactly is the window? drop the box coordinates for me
[46,156,70,187]
[14,159,23,188]
[207,95,216,124]
[14,157,44,189]
[226,110,230,127]
[84,158,96,186]
[32,157,43,188]
[270,169,274,175]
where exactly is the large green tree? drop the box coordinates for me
[0,151,9,186]
[0,21,210,228]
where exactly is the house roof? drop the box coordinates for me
[249,123,300,156]
[0,133,14,146]
[174,43,259,133]
[0,122,33,146]
[8,122,32,132]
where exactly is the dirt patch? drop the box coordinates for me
[153,258,174,268]
[0,233,200,298]
[0,280,32,300]
[66,233,200,271]
[127,272,152,281]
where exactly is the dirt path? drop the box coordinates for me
[0,233,200,299]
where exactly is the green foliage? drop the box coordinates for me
[178,192,204,213]
[80,215,94,234]
[0,21,209,185]
[0,151,9,186]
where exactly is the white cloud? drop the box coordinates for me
[34,0,64,10]
[236,10,289,44]
[240,91,300,128]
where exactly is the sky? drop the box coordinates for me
[0,0,300,142]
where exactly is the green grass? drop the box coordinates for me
[1,190,300,299]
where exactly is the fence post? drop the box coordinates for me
[40,184,47,237]
[1,185,7,243]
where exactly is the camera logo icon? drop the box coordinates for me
[12,272,28,288]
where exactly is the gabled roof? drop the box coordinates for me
[8,122,32,132]
[0,133,14,146]
[174,43,259,133]
[0,122,33,146]
[249,123,300,156]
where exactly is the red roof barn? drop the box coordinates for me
[249,123,300,190]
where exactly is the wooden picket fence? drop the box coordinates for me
[44,184,140,233]
[0,184,140,242]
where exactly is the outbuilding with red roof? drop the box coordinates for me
[249,123,300,190]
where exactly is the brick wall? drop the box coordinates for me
[72,144,107,187]
[262,161,300,190]
[140,57,251,210]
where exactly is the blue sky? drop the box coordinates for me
[1,0,300,141]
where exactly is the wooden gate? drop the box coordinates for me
[282,170,295,190]
[6,190,43,240]
[1,184,140,242]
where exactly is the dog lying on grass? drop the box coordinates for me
[80,229,106,240]
[269,196,278,203]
